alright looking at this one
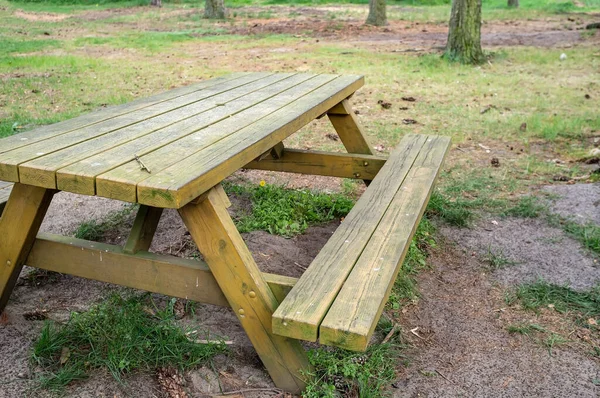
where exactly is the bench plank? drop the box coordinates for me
[134,75,364,208]
[272,134,429,342]
[319,135,451,351]
[57,73,315,196]
[2,73,276,184]
[0,73,248,155]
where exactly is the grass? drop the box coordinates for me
[303,344,397,398]
[506,322,567,355]
[483,245,518,270]
[224,182,354,237]
[506,280,600,318]
[31,294,227,392]
[74,204,137,240]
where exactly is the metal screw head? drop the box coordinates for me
[249,291,256,298]
[6,260,11,267]
[363,161,369,166]
[238,308,245,316]
[354,173,361,178]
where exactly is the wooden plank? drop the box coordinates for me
[96,74,343,204]
[135,75,365,208]
[271,134,428,342]
[244,149,386,180]
[123,205,163,254]
[0,184,54,313]
[57,74,316,196]
[327,100,373,155]
[0,73,248,155]
[320,136,451,351]
[179,187,309,393]
[1,73,277,184]
[26,233,297,306]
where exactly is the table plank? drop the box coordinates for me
[95,74,343,204]
[55,73,315,195]
[0,73,273,182]
[136,75,364,208]
[0,185,12,204]
[319,136,451,350]
[18,73,294,189]
[271,134,428,342]
[0,73,247,155]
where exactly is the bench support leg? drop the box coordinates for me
[123,205,164,254]
[0,183,54,314]
[178,186,310,394]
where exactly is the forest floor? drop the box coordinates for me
[0,1,599,397]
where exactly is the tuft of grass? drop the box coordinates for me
[505,280,600,318]
[224,182,354,237]
[502,195,548,218]
[507,322,547,336]
[562,221,600,256]
[425,191,474,227]
[303,344,397,398]
[483,245,518,270]
[73,204,137,240]
[31,294,227,392]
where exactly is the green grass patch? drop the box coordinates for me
[31,294,227,392]
[562,220,600,255]
[74,204,137,240]
[483,245,518,270]
[303,344,397,398]
[506,280,600,318]
[224,182,354,237]
[0,37,61,56]
[501,195,548,218]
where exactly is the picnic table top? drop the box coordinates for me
[0,72,363,209]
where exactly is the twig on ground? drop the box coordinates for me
[435,369,455,384]
[382,324,401,344]
[410,327,425,340]
[216,388,283,396]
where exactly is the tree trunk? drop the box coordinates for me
[205,0,227,19]
[507,0,519,8]
[366,0,387,26]
[445,0,484,64]
[150,0,161,6]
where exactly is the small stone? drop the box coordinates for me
[491,157,500,167]
[560,53,567,60]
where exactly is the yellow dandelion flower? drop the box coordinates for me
[259,180,266,187]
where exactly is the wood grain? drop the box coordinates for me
[123,205,163,254]
[319,136,451,351]
[27,233,297,306]
[272,135,427,342]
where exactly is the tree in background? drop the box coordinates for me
[508,0,519,8]
[366,0,387,26]
[150,0,161,6]
[445,0,484,64]
[205,0,227,19]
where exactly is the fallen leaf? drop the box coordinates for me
[60,347,70,365]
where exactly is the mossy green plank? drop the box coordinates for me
[0,73,247,155]
[271,134,427,342]
[319,135,451,351]
[135,75,365,208]
[18,74,293,190]
[0,73,271,183]
[95,74,338,204]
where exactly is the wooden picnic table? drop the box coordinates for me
[0,72,449,394]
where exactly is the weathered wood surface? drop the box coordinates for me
[272,135,429,342]
[0,182,13,215]
[319,136,451,351]
[244,149,386,180]
[0,183,55,313]
[123,205,163,254]
[179,187,310,393]
[0,73,364,209]
[27,233,297,306]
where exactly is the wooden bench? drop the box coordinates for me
[272,134,450,351]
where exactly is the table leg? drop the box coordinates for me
[0,183,54,314]
[178,186,309,394]
[123,205,163,254]
[327,99,374,156]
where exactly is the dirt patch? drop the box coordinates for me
[13,10,69,22]
[393,242,600,397]
[441,217,600,291]
[545,182,600,225]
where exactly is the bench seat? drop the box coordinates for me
[0,182,12,215]
[272,134,450,351]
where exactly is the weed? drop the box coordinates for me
[31,294,227,391]
[483,245,518,270]
[543,333,567,356]
[224,182,354,237]
[505,280,600,318]
[73,204,137,240]
[303,344,396,398]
